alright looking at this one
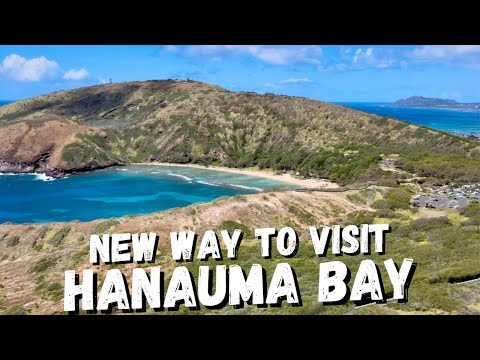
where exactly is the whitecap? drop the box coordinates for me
[167,173,193,182]
[225,183,263,191]
[34,173,55,181]
[197,180,220,187]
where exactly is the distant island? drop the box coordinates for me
[390,96,480,110]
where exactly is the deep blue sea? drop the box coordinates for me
[0,165,298,223]
[338,102,480,136]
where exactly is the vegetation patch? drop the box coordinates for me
[49,227,71,247]
[29,257,59,274]
[90,219,119,235]
[6,236,20,247]
[217,220,251,238]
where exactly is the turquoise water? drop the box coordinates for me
[0,165,298,223]
[338,102,480,136]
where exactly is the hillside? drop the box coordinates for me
[391,96,480,110]
[2,187,480,314]
[1,80,479,185]
[0,116,122,175]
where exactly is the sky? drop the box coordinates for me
[0,45,479,102]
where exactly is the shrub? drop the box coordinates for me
[217,220,251,238]
[341,211,375,226]
[410,216,451,232]
[49,227,71,247]
[372,199,394,210]
[288,205,315,224]
[45,283,64,302]
[375,208,396,218]
[90,219,119,235]
[37,227,50,239]
[460,203,480,218]
[29,257,58,274]
[377,179,399,187]
[5,305,30,315]
[6,236,20,247]
[384,187,413,209]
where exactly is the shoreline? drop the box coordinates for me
[132,162,339,189]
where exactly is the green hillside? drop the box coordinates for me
[1,80,479,185]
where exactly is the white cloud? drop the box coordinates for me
[0,54,60,82]
[0,53,92,83]
[410,45,480,60]
[173,45,322,66]
[353,47,374,64]
[265,77,314,89]
[63,68,89,80]
[279,77,312,83]
[325,47,401,71]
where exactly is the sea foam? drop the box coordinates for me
[196,180,220,187]
[34,173,55,181]
[167,173,193,182]
[226,183,263,191]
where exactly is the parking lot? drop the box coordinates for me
[412,193,479,209]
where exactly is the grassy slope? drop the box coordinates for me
[1,80,480,315]
[1,80,479,185]
[1,187,480,315]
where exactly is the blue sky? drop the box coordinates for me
[0,45,479,102]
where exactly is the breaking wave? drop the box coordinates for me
[0,172,55,181]
[167,173,193,182]
[196,180,220,187]
[225,183,263,191]
[34,173,55,181]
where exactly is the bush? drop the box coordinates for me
[377,179,399,187]
[288,205,315,225]
[45,283,64,302]
[6,236,20,247]
[384,187,413,209]
[90,219,119,235]
[460,203,480,218]
[50,227,71,247]
[410,216,451,232]
[373,187,413,210]
[5,305,30,315]
[217,220,251,238]
[341,211,375,226]
[375,208,396,218]
[37,227,50,239]
[29,257,58,274]
[372,199,394,210]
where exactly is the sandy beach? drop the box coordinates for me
[133,162,339,189]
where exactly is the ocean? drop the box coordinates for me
[338,102,480,136]
[0,165,298,223]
